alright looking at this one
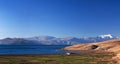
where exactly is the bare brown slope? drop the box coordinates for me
[63,38,120,64]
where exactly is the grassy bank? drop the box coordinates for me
[0,53,115,64]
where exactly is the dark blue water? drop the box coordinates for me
[0,45,69,55]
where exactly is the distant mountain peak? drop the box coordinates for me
[98,34,113,38]
[27,36,56,41]
[60,37,77,40]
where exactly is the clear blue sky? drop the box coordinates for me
[0,0,120,38]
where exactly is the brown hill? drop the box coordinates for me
[63,38,120,64]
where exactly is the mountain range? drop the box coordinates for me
[0,34,118,45]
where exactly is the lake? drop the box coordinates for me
[0,45,69,55]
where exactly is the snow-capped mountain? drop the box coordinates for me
[98,34,114,39]
[26,36,56,41]
[0,34,118,45]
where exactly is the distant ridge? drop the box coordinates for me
[0,34,118,45]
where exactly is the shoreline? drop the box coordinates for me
[0,52,115,64]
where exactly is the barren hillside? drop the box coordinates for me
[63,38,120,64]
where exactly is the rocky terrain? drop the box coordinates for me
[63,38,120,64]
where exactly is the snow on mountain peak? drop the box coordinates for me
[98,34,113,38]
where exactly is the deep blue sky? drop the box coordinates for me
[0,0,120,38]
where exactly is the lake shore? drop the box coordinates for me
[0,52,115,64]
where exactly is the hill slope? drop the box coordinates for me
[63,38,120,64]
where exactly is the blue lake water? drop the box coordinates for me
[0,45,69,55]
